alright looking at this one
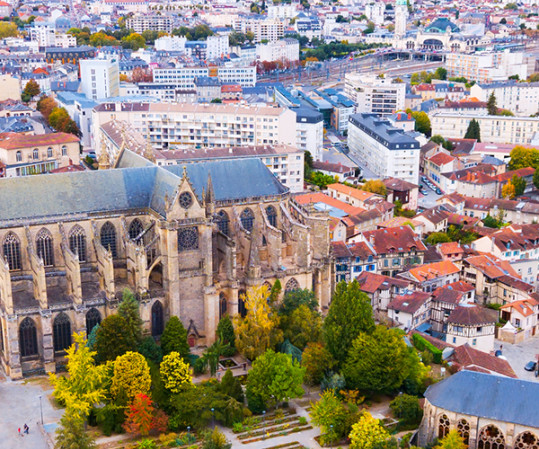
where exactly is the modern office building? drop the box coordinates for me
[344,74,406,116]
[80,58,120,100]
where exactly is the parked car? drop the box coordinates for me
[435,188,442,195]
[524,361,537,372]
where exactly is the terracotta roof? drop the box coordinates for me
[432,285,467,305]
[451,344,517,378]
[361,226,427,255]
[448,306,496,326]
[416,207,450,225]
[447,213,480,227]
[438,192,465,205]
[497,275,534,293]
[356,271,409,293]
[438,242,465,256]
[331,240,375,259]
[427,152,456,166]
[388,291,431,314]
[327,183,377,201]
[0,132,79,150]
[446,280,475,293]
[408,260,460,283]
[377,216,422,229]
[50,164,85,173]
[382,177,418,191]
[465,254,517,279]
[313,161,354,174]
[500,299,539,318]
[493,167,535,183]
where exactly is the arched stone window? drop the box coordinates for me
[438,414,450,439]
[47,147,53,158]
[457,419,470,446]
[285,277,299,292]
[129,218,144,243]
[217,210,230,236]
[514,432,538,449]
[238,289,247,318]
[69,225,86,262]
[262,235,267,246]
[478,425,506,449]
[36,228,54,267]
[33,148,39,159]
[19,317,38,357]
[86,308,101,335]
[53,313,72,352]
[240,208,254,232]
[61,145,67,156]
[100,222,117,258]
[151,301,164,337]
[219,293,228,320]
[3,232,21,270]
[266,205,277,227]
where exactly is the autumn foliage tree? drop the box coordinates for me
[234,285,283,360]
[37,96,58,121]
[111,351,151,405]
[22,79,40,102]
[361,180,387,196]
[123,393,168,436]
[160,351,192,393]
[349,411,390,449]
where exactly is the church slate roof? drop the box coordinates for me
[0,150,287,226]
[424,370,539,428]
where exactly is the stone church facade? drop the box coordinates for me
[0,149,332,379]
[419,370,539,449]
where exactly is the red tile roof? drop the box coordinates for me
[408,260,460,283]
[451,344,517,378]
[388,291,431,314]
[493,167,535,182]
[427,152,456,166]
[500,299,538,318]
[361,226,427,254]
[356,271,409,293]
[448,306,496,326]
[0,132,79,150]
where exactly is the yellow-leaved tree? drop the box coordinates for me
[160,351,192,393]
[110,351,151,405]
[349,411,390,449]
[434,430,467,449]
[234,285,283,360]
[49,332,107,419]
[501,181,516,199]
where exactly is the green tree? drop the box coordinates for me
[280,288,318,315]
[482,214,504,229]
[269,279,282,305]
[511,174,526,196]
[302,342,335,385]
[234,285,283,360]
[55,411,97,449]
[95,314,138,363]
[434,430,468,449]
[246,349,305,408]
[118,288,143,344]
[425,232,451,245]
[219,369,244,403]
[138,336,163,364]
[533,169,539,189]
[308,171,337,189]
[161,316,190,360]
[410,111,432,136]
[433,67,447,80]
[349,411,390,449]
[310,390,349,445]
[343,326,416,394]
[201,427,232,449]
[48,107,81,137]
[464,119,481,141]
[487,92,498,115]
[22,79,40,102]
[122,32,146,50]
[508,146,539,171]
[50,333,107,419]
[389,394,423,425]
[430,135,453,151]
[160,351,192,393]
[216,315,236,356]
[111,351,151,405]
[323,280,375,366]
[280,304,322,350]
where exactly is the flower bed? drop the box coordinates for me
[264,442,308,449]
[234,415,299,434]
[241,425,313,444]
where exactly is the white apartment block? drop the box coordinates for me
[445,51,533,83]
[80,58,120,100]
[206,35,230,60]
[125,15,174,33]
[365,2,385,25]
[267,4,298,19]
[30,25,76,48]
[470,81,539,117]
[430,112,539,145]
[153,144,304,192]
[256,39,300,62]
[344,74,406,116]
[91,102,296,155]
[154,36,187,52]
[152,66,256,88]
[295,109,324,161]
[348,113,421,184]
[234,18,284,43]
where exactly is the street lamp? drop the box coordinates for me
[330,424,334,443]
[263,410,266,424]
[211,407,215,428]
[38,395,43,425]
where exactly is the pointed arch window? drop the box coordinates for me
[238,289,247,318]
[219,293,228,320]
[240,208,254,232]
[53,313,72,352]
[151,301,164,336]
[69,225,86,262]
[285,277,299,292]
[129,218,144,243]
[457,419,470,446]
[100,222,117,258]
[478,425,505,449]
[36,228,54,267]
[86,308,101,335]
[3,232,21,270]
[217,210,230,236]
[266,205,277,227]
[19,317,38,357]
[438,414,450,439]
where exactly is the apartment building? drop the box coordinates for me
[445,51,532,83]
[154,36,187,52]
[91,102,296,155]
[344,74,406,116]
[430,112,539,145]
[153,144,304,192]
[256,39,300,62]
[295,107,324,161]
[152,66,256,88]
[80,58,120,100]
[125,15,174,33]
[206,35,230,60]
[470,81,539,117]
[348,113,420,184]
[234,18,284,43]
